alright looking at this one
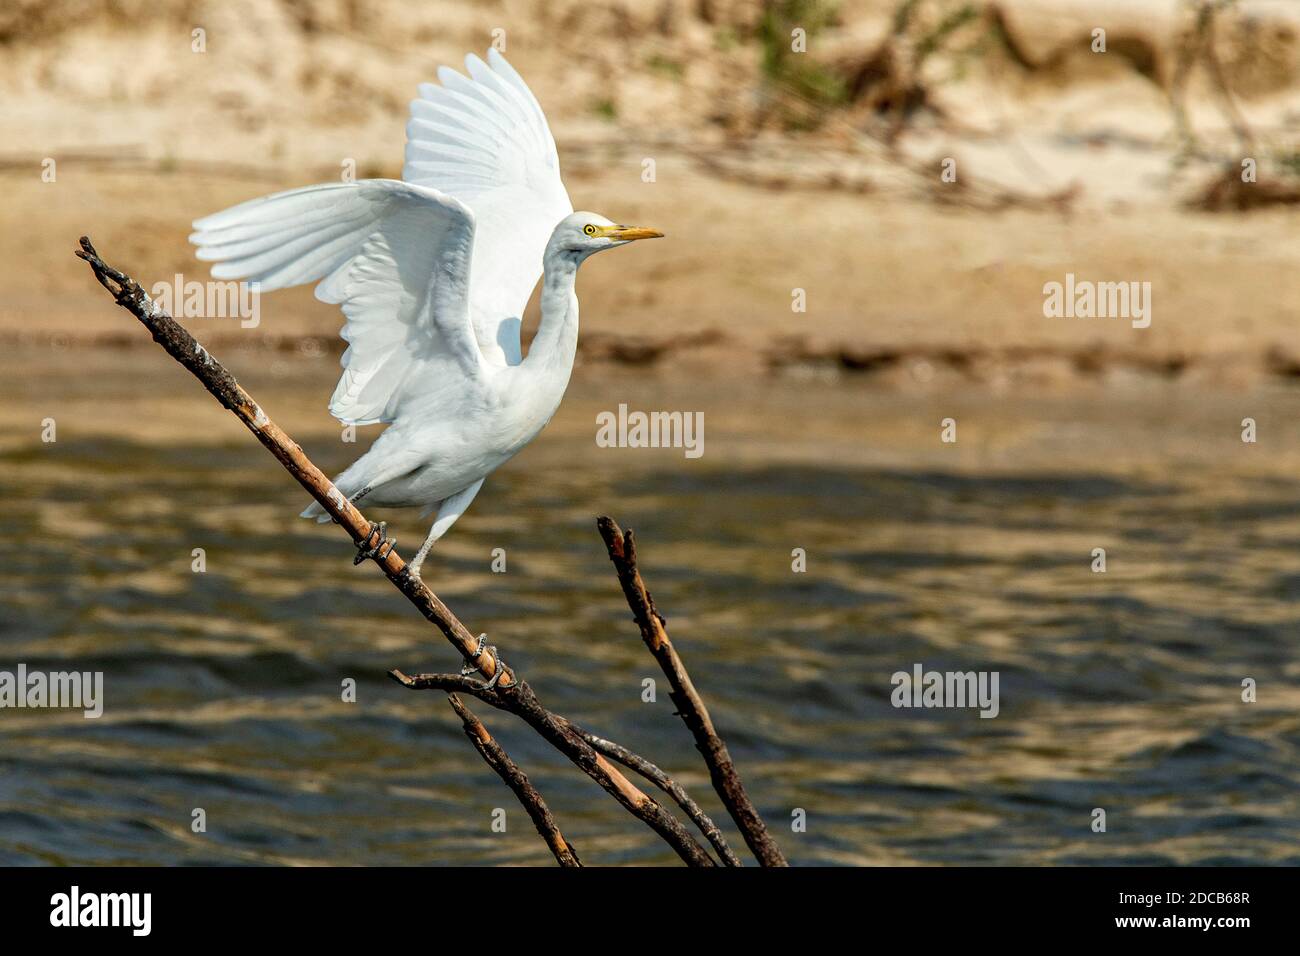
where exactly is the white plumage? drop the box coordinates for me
[190,49,661,578]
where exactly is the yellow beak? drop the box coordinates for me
[605,225,664,241]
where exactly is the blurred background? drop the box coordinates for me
[1,0,1298,865]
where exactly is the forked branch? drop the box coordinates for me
[566,723,742,866]
[390,671,715,866]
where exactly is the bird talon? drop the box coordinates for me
[459,634,489,676]
[481,658,507,690]
[460,634,506,688]
[353,522,392,565]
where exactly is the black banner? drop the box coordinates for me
[0,866,1282,942]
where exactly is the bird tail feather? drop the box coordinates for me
[300,460,371,523]
[300,500,332,523]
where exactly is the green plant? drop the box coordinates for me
[756,0,849,120]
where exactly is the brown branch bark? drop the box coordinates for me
[390,671,716,866]
[76,237,715,868]
[397,671,739,863]
[565,722,742,866]
[446,694,580,867]
[597,516,789,866]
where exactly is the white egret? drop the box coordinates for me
[190,48,661,580]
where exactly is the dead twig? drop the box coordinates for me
[447,694,580,867]
[565,722,743,866]
[389,670,717,866]
[597,517,788,867]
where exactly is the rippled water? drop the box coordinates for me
[1,350,1298,865]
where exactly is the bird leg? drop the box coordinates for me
[403,479,486,582]
[354,521,396,565]
[404,523,442,581]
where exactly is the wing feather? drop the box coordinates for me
[189,48,569,431]
[190,179,479,426]
[402,48,572,366]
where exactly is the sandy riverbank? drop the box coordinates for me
[3,0,1298,386]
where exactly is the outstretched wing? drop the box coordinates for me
[403,48,572,365]
[190,179,480,425]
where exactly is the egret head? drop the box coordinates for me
[548,211,663,262]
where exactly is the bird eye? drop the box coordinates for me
[583,224,598,236]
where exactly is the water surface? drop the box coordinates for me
[1,349,1298,865]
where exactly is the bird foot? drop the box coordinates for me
[461,634,507,689]
[354,522,396,565]
[395,561,423,588]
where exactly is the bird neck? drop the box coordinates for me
[523,253,580,378]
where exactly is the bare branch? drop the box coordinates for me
[390,670,717,867]
[74,237,511,687]
[597,516,789,866]
[78,237,716,868]
[567,722,743,866]
[447,694,580,867]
